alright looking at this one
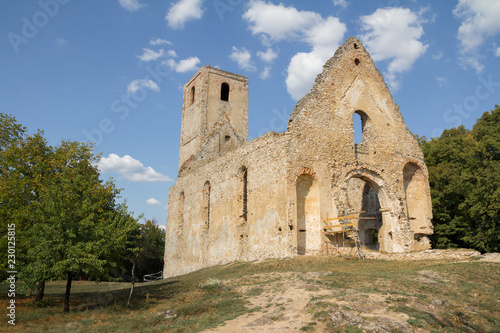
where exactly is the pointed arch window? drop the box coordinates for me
[203,181,211,228]
[191,86,195,105]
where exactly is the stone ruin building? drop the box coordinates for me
[163,37,433,278]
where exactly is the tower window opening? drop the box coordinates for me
[354,43,359,49]
[225,135,231,142]
[221,82,229,101]
[355,58,360,66]
[191,86,195,105]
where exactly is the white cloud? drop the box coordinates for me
[164,56,201,73]
[127,79,160,94]
[118,0,145,11]
[98,154,172,182]
[332,0,348,8]
[286,48,332,100]
[146,198,162,206]
[243,1,346,100]
[260,66,271,79]
[158,224,166,231]
[243,1,321,43]
[257,48,278,63]
[167,50,178,58]
[454,0,500,72]
[137,48,165,62]
[435,77,448,87]
[432,51,443,60]
[166,0,204,29]
[496,47,500,57]
[229,46,256,71]
[360,7,428,90]
[149,38,172,46]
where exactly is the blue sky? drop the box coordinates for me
[2,0,500,229]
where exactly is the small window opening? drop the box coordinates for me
[354,58,360,66]
[241,166,248,221]
[278,227,282,232]
[289,225,293,231]
[353,112,363,144]
[221,82,229,101]
[225,135,231,142]
[203,181,211,228]
[354,43,359,49]
[191,86,195,105]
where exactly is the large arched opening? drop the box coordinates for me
[403,162,433,249]
[345,171,393,252]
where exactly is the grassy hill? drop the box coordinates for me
[1,255,499,332]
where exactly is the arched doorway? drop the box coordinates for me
[296,174,320,255]
[345,171,393,252]
[403,162,433,249]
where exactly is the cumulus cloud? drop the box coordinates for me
[167,50,178,58]
[126,79,160,94]
[137,48,165,62]
[260,66,271,79]
[98,154,172,182]
[453,0,500,72]
[146,198,162,206]
[164,56,201,73]
[257,48,278,63]
[333,0,348,8]
[243,1,346,100]
[360,7,428,90]
[229,46,256,71]
[118,0,145,11]
[166,0,204,29]
[149,38,172,46]
[243,1,321,43]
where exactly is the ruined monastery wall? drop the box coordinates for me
[164,37,434,278]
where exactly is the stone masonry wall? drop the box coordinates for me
[164,37,434,278]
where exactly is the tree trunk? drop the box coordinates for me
[35,281,45,307]
[63,272,73,313]
[126,255,138,308]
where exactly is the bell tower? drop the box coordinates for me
[178,66,248,174]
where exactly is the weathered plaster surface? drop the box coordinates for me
[164,38,433,278]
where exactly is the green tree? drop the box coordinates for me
[0,114,139,311]
[422,106,499,252]
[124,218,165,308]
[136,218,165,279]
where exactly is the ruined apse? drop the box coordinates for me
[163,37,433,278]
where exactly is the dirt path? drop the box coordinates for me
[204,272,331,332]
[202,272,415,333]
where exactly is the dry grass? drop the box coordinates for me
[0,256,498,332]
